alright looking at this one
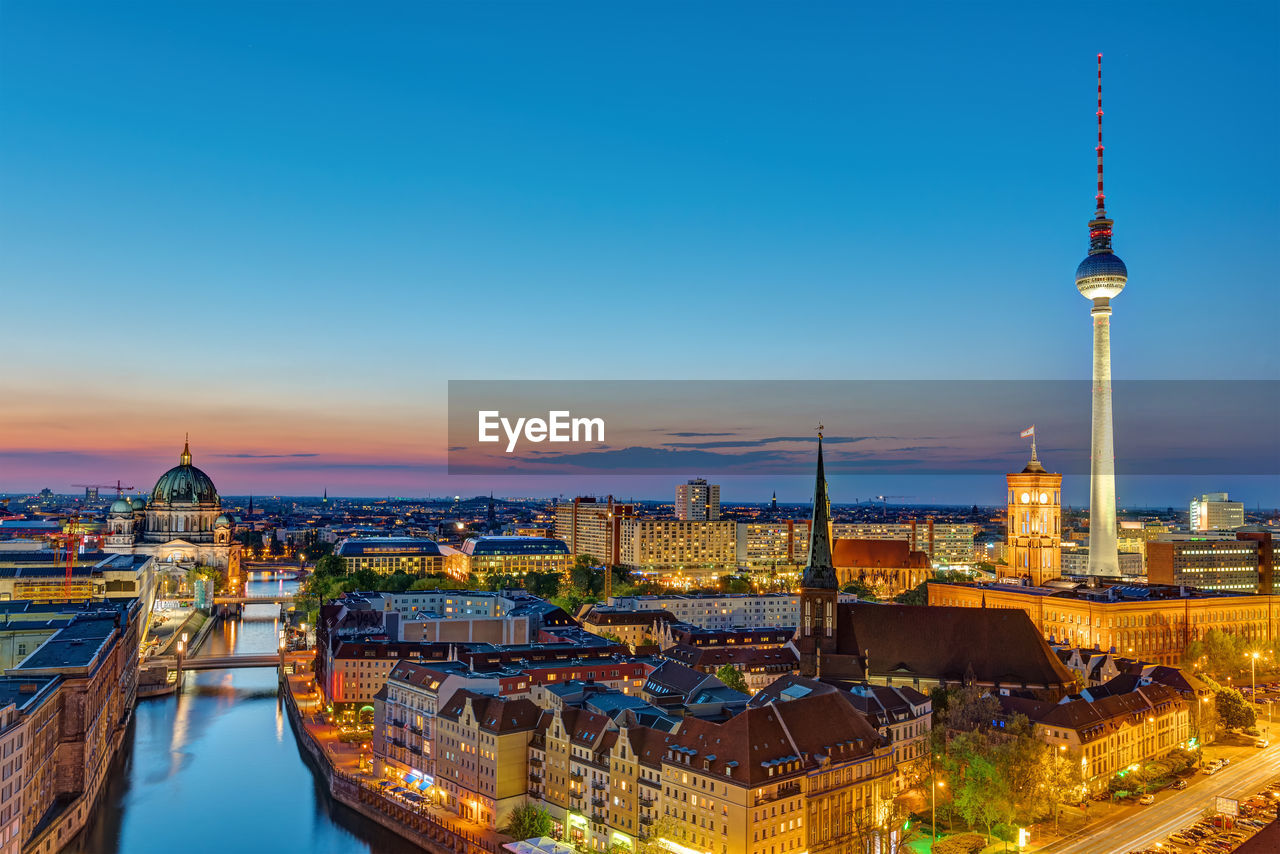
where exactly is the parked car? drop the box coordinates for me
[1256,739,1270,748]
[1139,794,1155,805]
[1173,779,1189,790]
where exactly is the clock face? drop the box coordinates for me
[1040,492,1050,504]
[1020,492,1031,504]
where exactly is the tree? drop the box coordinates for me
[840,577,878,601]
[501,803,553,840]
[894,579,931,606]
[313,553,345,578]
[1215,684,1257,730]
[718,574,752,594]
[716,663,749,694]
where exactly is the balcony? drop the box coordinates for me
[755,781,802,804]
[591,812,607,825]
[569,771,584,782]
[638,795,655,808]
[591,779,607,791]
[529,757,543,768]
[529,771,543,783]
[592,797,606,809]
[640,814,654,826]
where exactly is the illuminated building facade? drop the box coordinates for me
[1189,493,1245,532]
[617,519,738,577]
[675,478,721,521]
[554,497,635,564]
[928,580,1280,666]
[1004,452,1063,586]
[103,440,240,574]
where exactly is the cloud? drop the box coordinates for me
[661,435,900,449]
[664,431,738,438]
[213,453,320,459]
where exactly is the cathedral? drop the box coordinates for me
[103,438,240,572]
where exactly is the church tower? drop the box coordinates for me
[796,431,840,677]
[1005,430,1062,586]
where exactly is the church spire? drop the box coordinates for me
[802,428,839,590]
[180,433,192,466]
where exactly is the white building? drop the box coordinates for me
[1189,493,1245,532]
[675,478,720,521]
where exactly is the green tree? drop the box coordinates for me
[894,579,931,606]
[716,663,749,694]
[313,553,345,578]
[1215,684,1257,730]
[718,574,752,594]
[840,577,878,601]
[501,803,553,840]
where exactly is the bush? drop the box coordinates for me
[934,833,987,854]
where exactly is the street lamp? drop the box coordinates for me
[932,776,946,843]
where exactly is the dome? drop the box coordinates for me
[131,497,146,511]
[109,498,132,514]
[214,514,232,527]
[150,440,219,506]
[1075,251,1128,301]
[1075,251,1128,282]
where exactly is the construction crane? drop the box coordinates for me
[72,481,135,499]
[873,495,914,520]
[50,513,84,592]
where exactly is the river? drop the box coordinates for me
[69,573,422,854]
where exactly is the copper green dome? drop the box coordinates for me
[150,440,220,506]
[109,498,132,514]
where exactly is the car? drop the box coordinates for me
[1205,765,1221,775]
[1139,794,1155,805]
[1221,758,1231,765]
[1173,779,1189,790]
[1257,739,1270,748]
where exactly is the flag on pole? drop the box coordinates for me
[1020,425,1035,439]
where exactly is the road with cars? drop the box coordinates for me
[1043,741,1280,854]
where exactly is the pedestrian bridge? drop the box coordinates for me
[153,653,285,671]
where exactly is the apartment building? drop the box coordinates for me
[435,690,541,829]
[617,519,738,576]
[1000,682,1190,794]
[832,521,976,567]
[607,593,801,631]
[676,479,721,522]
[554,498,635,564]
[736,520,810,570]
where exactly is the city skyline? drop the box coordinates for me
[2,2,1277,503]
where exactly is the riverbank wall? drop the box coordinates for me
[282,673,501,854]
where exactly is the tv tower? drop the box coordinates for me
[1075,54,1128,576]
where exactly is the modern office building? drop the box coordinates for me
[675,478,720,521]
[334,537,456,575]
[607,592,801,630]
[1146,535,1261,592]
[457,535,572,580]
[1189,493,1245,532]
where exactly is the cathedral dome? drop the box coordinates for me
[149,440,220,507]
[109,498,132,514]
[214,514,232,527]
[131,497,146,511]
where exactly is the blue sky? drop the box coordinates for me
[1,1,1276,504]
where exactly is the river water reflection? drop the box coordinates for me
[69,574,421,854]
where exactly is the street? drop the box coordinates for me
[1044,741,1280,854]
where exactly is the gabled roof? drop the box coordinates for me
[665,691,882,786]
[832,603,1075,689]
[438,689,541,734]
